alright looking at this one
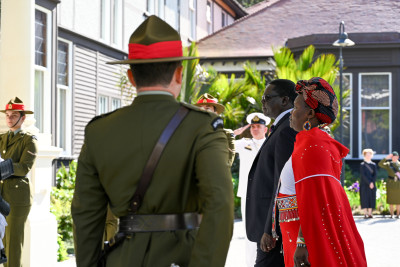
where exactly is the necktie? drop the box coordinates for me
[268,125,276,136]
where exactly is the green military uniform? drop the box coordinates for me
[71,94,234,267]
[378,158,400,204]
[224,128,236,166]
[0,130,38,267]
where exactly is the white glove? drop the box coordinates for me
[0,214,7,249]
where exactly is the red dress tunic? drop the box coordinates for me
[292,128,367,267]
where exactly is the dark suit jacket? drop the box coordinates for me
[245,112,297,242]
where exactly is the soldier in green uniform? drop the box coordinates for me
[0,97,38,267]
[194,93,236,166]
[379,151,400,218]
[71,15,234,267]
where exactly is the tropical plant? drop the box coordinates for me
[272,45,349,134]
[50,161,77,261]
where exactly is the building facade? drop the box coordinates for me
[0,0,246,157]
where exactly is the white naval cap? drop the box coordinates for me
[246,112,271,125]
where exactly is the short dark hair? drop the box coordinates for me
[269,79,297,104]
[130,61,182,88]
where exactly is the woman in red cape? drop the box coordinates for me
[275,77,367,267]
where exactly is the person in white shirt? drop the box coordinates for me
[233,112,270,267]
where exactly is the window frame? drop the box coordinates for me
[56,38,73,155]
[358,72,392,158]
[34,6,52,134]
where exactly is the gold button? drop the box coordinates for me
[2,150,5,153]
[15,185,18,188]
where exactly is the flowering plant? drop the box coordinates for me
[345,181,360,209]
[348,181,360,193]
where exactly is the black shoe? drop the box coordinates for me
[396,215,399,219]
[0,248,6,264]
[364,215,368,219]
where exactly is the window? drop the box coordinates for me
[98,96,121,115]
[221,11,227,27]
[158,0,165,19]
[98,95,109,115]
[165,0,180,31]
[147,0,155,14]
[206,1,212,34]
[112,0,122,46]
[111,98,121,111]
[359,73,391,157]
[189,0,196,40]
[101,0,122,47]
[34,8,52,133]
[101,0,111,41]
[333,73,352,155]
[57,39,72,155]
[35,9,47,67]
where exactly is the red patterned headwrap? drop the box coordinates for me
[295,77,338,125]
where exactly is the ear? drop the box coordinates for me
[263,126,268,134]
[174,65,183,85]
[307,108,316,120]
[281,95,290,107]
[127,69,136,88]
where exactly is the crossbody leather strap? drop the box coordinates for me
[129,105,189,213]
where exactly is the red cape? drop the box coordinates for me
[293,128,367,267]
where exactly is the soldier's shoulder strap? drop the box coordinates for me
[87,110,118,126]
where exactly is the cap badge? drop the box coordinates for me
[202,99,208,103]
[8,104,12,109]
[253,116,260,122]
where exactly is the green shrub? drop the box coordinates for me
[50,161,76,261]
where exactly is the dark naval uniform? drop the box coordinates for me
[0,130,38,267]
[71,94,234,267]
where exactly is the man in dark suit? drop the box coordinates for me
[246,79,297,266]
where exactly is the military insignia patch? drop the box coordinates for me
[245,145,252,150]
[211,117,224,131]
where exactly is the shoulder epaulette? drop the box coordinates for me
[181,102,213,115]
[87,110,117,126]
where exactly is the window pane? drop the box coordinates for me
[361,110,389,155]
[111,98,121,111]
[101,0,111,41]
[147,0,155,13]
[98,96,108,115]
[59,88,67,150]
[158,0,164,19]
[207,1,212,34]
[57,41,68,86]
[112,0,122,45]
[35,10,47,67]
[165,0,179,31]
[361,74,389,107]
[34,70,44,131]
[189,0,196,39]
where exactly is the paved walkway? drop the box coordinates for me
[58,216,400,267]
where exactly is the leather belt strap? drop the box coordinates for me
[119,212,200,233]
[130,106,189,213]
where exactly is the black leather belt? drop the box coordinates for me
[119,213,201,233]
[388,176,394,180]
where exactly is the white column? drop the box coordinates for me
[0,1,60,266]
